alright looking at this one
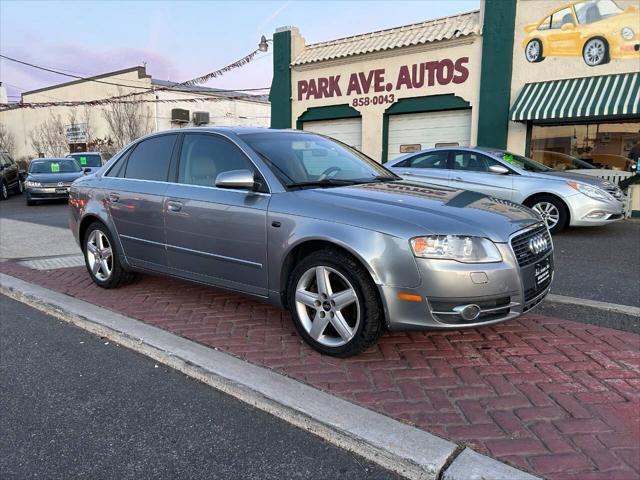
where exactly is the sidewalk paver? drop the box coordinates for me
[2,261,638,480]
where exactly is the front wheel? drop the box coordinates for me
[83,222,135,288]
[525,195,568,234]
[287,249,384,357]
[0,181,8,201]
[583,38,609,66]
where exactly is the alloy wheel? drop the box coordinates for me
[532,201,560,230]
[1,183,7,199]
[525,41,540,62]
[86,229,113,281]
[584,39,605,66]
[294,266,360,347]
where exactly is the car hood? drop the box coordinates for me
[526,170,615,188]
[27,172,85,183]
[281,181,541,242]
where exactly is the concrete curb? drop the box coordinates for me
[0,273,540,480]
[547,293,640,317]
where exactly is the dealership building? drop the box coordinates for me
[269,0,639,169]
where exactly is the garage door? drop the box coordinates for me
[303,117,362,150]
[387,110,471,161]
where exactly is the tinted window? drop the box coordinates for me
[398,151,449,169]
[550,8,574,29]
[452,151,502,173]
[124,135,177,181]
[178,134,254,187]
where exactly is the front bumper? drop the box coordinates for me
[26,186,70,200]
[566,194,625,227]
[381,228,553,330]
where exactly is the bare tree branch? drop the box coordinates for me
[102,89,152,149]
[0,123,16,157]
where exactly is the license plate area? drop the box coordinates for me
[55,188,68,194]
[534,257,551,288]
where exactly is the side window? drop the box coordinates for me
[400,151,449,169]
[452,151,502,173]
[538,16,551,30]
[124,135,177,181]
[178,134,255,187]
[550,8,574,29]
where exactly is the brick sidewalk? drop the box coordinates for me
[2,261,639,480]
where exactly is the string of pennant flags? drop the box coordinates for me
[1,48,264,112]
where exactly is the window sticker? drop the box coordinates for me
[79,156,87,165]
[51,163,60,173]
[503,153,514,164]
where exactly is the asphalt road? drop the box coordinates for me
[0,295,397,480]
[0,193,69,229]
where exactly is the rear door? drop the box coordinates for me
[390,150,452,187]
[164,133,270,296]
[103,133,177,269]
[450,150,515,200]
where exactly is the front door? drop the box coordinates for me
[103,133,178,269]
[546,7,581,54]
[450,150,515,200]
[164,133,270,296]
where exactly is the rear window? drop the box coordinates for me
[124,135,177,182]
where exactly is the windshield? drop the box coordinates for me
[29,159,82,174]
[69,153,101,167]
[575,0,623,24]
[240,132,397,187]
[490,151,552,172]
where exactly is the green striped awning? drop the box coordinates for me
[511,72,639,122]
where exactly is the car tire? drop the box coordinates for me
[0,180,8,201]
[525,39,544,63]
[525,195,568,234]
[287,249,384,357]
[83,221,135,289]
[582,38,609,66]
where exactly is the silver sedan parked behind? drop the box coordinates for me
[69,128,552,357]
[386,147,625,233]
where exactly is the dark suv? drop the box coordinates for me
[0,152,24,200]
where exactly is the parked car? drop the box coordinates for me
[25,157,88,206]
[0,151,25,200]
[69,128,553,357]
[386,147,625,233]
[523,0,640,66]
[66,152,105,174]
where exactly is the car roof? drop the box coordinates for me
[31,157,77,162]
[386,146,508,166]
[68,152,102,156]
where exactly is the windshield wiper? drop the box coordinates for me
[286,179,360,189]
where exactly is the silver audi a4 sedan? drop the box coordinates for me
[386,147,625,233]
[69,128,553,357]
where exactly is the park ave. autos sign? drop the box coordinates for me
[297,56,469,107]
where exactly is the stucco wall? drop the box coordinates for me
[507,0,639,154]
[290,35,483,161]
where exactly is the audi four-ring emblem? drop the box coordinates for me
[528,234,548,255]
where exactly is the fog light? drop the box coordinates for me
[453,304,481,321]
[585,211,607,219]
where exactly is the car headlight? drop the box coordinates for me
[621,27,634,40]
[25,181,42,187]
[410,235,502,263]
[566,181,612,201]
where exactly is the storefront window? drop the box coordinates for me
[530,121,640,171]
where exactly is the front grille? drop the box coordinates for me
[430,296,512,325]
[510,224,552,268]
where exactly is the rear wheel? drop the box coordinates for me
[83,222,135,288]
[525,39,544,63]
[583,38,609,66]
[287,249,384,357]
[0,181,8,200]
[525,195,568,233]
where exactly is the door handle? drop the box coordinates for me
[453,176,463,182]
[166,201,183,212]
[108,192,120,202]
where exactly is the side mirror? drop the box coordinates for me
[489,165,510,175]
[561,23,575,31]
[215,169,255,190]
[83,168,91,174]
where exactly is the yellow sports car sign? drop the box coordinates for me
[522,0,640,66]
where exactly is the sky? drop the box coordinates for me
[0,0,479,101]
